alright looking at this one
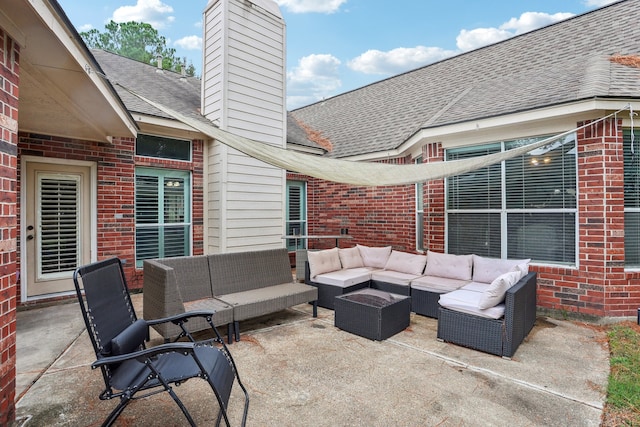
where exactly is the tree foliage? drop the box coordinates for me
[81,21,196,76]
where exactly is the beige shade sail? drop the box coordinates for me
[120,84,626,187]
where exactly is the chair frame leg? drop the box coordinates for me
[234,320,241,342]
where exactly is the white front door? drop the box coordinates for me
[23,160,93,299]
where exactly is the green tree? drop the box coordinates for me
[81,21,195,76]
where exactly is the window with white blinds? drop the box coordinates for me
[446,134,577,264]
[624,128,640,268]
[135,168,191,267]
[286,181,306,250]
[38,175,80,278]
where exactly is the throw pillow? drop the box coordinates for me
[384,250,427,275]
[307,247,341,279]
[357,245,392,268]
[472,254,531,284]
[339,247,365,269]
[478,270,522,309]
[423,251,473,281]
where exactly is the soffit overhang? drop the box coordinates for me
[1,0,136,142]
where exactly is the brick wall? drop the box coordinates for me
[294,156,421,253]
[294,118,640,317]
[16,135,205,301]
[0,29,19,426]
[534,118,639,317]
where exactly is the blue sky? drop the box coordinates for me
[58,0,619,110]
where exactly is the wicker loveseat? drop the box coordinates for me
[144,248,318,342]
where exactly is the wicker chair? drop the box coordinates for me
[436,272,537,358]
[73,257,249,426]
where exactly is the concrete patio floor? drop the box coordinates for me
[13,293,609,426]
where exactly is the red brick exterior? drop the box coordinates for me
[0,29,18,426]
[16,136,205,302]
[292,118,640,318]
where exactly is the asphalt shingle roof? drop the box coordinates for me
[290,0,640,159]
[91,49,203,123]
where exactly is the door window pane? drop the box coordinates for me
[37,175,80,277]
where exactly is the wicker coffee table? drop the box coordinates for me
[334,288,411,340]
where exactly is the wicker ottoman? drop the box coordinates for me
[334,288,411,340]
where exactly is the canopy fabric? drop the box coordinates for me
[121,84,624,187]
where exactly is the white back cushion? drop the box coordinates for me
[339,247,365,269]
[307,247,341,279]
[472,255,530,284]
[357,245,392,269]
[384,250,427,275]
[424,251,473,281]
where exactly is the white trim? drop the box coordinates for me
[20,156,97,303]
[348,99,640,162]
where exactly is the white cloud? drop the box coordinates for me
[456,27,512,52]
[583,0,618,6]
[111,0,175,29]
[275,0,346,14]
[501,12,574,34]
[78,24,94,32]
[174,35,202,51]
[287,54,342,109]
[348,46,457,75]
[456,11,574,51]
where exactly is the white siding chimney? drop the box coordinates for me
[202,0,286,253]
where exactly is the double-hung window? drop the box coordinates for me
[446,134,577,265]
[135,168,191,267]
[624,129,640,268]
[415,156,425,251]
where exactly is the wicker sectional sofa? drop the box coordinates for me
[143,248,318,342]
[305,245,537,357]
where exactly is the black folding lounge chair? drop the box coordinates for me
[73,257,249,426]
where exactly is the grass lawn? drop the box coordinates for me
[602,321,640,426]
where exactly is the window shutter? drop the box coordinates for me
[38,176,80,276]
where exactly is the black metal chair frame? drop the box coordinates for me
[73,257,249,426]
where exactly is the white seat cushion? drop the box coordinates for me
[314,268,372,288]
[371,270,421,286]
[438,289,505,319]
[460,282,490,293]
[410,275,470,293]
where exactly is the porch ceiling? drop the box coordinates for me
[1,0,136,142]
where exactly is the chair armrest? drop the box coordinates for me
[92,342,196,368]
[145,310,217,326]
[146,310,225,343]
[502,271,537,357]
